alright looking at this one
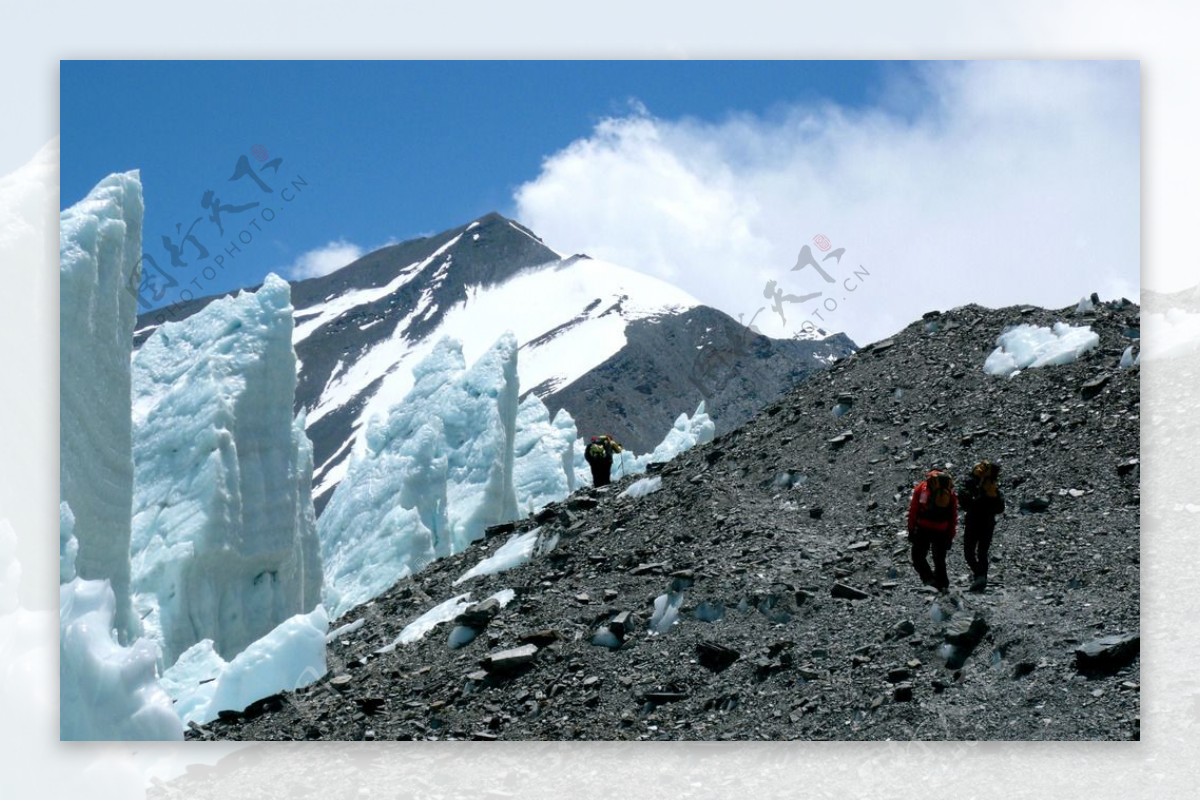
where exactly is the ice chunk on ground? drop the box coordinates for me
[203,605,328,721]
[325,618,365,643]
[381,588,516,652]
[130,274,322,665]
[447,625,479,649]
[1120,345,1137,368]
[649,591,686,634]
[591,628,621,649]
[320,334,520,618]
[60,171,143,642]
[983,322,1100,377]
[160,605,329,726]
[1076,295,1096,314]
[454,528,541,585]
[59,578,182,740]
[620,476,663,499]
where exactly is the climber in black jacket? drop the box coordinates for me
[959,459,1005,592]
[584,434,623,487]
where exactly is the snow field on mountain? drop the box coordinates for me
[291,236,461,345]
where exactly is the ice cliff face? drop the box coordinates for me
[59,170,143,642]
[319,335,718,620]
[319,333,529,619]
[514,398,578,516]
[130,274,322,664]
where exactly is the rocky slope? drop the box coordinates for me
[185,299,1140,742]
[545,305,853,453]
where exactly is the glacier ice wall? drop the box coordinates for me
[60,171,143,642]
[319,333,524,619]
[444,332,520,551]
[513,395,577,516]
[130,274,322,664]
[321,345,710,619]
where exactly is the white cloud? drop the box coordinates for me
[285,239,365,280]
[514,62,1139,346]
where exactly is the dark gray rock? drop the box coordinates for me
[482,644,538,673]
[831,583,869,600]
[697,641,741,673]
[1081,373,1112,400]
[1076,632,1140,673]
[609,612,635,638]
[455,598,501,628]
[1020,496,1052,514]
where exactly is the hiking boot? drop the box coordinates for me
[968,575,987,593]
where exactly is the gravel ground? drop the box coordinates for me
[188,300,1140,743]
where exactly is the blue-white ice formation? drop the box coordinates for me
[131,274,323,665]
[60,170,143,643]
[319,334,533,619]
[983,322,1100,377]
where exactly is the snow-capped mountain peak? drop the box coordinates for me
[136,213,853,512]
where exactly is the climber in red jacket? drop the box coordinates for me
[907,469,958,593]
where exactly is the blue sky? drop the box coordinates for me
[61,60,891,307]
[61,60,1138,344]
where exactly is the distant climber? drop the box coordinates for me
[907,469,958,593]
[958,460,1005,592]
[584,435,624,487]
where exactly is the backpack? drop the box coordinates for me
[586,438,609,461]
[920,470,955,516]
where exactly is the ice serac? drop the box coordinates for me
[160,605,328,725]
[446,331,520,550]
[59,171,143,642]
[319,333,521,619]
[59,577,183,740]
[130,274,322,664]
[513,395,577,516]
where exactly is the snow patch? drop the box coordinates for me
[620,476,663,499]
[454,528,541,586]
